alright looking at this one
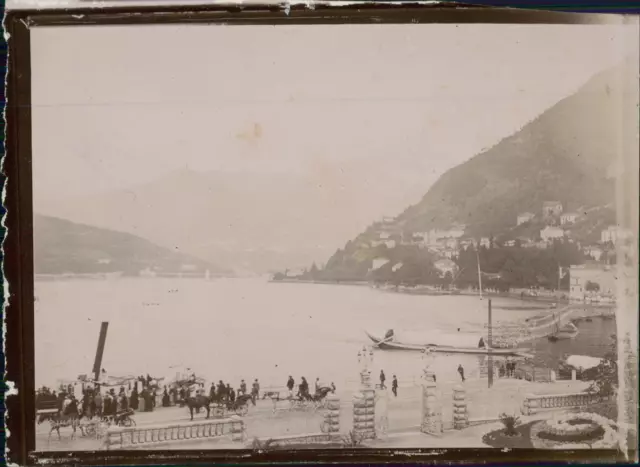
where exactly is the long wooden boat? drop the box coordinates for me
[365,331,532,357]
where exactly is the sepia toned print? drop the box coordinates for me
[30,21,638,454]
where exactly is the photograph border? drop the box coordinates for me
[3,4,635,465]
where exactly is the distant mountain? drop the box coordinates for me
[397,59,637,237]
[35,166,429,274]
[33,214,228,276]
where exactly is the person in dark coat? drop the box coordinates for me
[130,387,139,410]
[287,376,295,394]
[478,337,485,348]
[379,370,387,389]
[228,385,236,403]
[162,388,170,407]
[457,364,465,382]
[239,380,247,396]
[217,381,226,402]
[392,375,398,397]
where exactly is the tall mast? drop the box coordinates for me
[476,250,483,300]
[92,322,109,382]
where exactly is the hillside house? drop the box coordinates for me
[560,212,579,225]
[442,249,459,260]
[371,258,390,271]
[504,240,516,247]
[285,268,305,278]
[97,258,112,265]
[584,245,604,262]
[434,258,458,277]
[517,212,535,226]
[379,231,391,240]
[479,237,491,248]
[540,226,565,242]
[569,262,616,302]
[600,225,633,245]
[542,201,563,218]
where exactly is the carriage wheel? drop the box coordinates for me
[122,418,136,427]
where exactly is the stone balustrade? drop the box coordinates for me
[521,392,604,415]
[252,432,339,448]
[103,416,245,450]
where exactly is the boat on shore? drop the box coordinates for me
[365,331,531,357]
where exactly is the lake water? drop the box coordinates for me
[34,278,615,389]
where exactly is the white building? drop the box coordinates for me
[569,263,617,302]
[442,249,459,260]
[584,245,604,262]
[434,259,458,277]
[600,225,633,245]
[560,212,579,225]
[371,258,390,271]
[540,226,565,242]
[504,240,516,247]
[517,212,535,226]
[444,238,459,249]
[479,237,491,248]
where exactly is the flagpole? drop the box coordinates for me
[476,250,483,300]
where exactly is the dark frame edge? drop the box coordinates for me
[3,11,36,466]
[2,4,636,465]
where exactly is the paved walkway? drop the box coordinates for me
[36,377,589,451]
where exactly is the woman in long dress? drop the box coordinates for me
[139,389,146,412]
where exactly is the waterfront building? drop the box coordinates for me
[569,262,617,302]
[434,258,458,277]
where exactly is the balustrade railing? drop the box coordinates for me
[104,417,244,449]
[521,392,604,415]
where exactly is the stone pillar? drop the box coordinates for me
[353,373,376,440]
[452,385,469,429]
[521,394,537,416]
[571,369,577,381]
[229,415,245,442]
[420,375,442,436]
[323,394,341,435]
[550,370,557,382]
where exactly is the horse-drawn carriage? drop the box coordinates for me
[268,387,333,413]
[185,393,255,421]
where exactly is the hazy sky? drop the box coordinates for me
[31,22,638,206]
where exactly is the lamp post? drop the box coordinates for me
[357,346,374,388]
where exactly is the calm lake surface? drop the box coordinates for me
[35,278,615,389]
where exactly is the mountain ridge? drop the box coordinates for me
[34,214,229,276]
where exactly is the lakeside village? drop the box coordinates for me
[273,200,632,307]
[34,202,636,451]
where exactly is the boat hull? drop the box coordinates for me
[365,332,530,357]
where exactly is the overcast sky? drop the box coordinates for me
[31,22,638,207]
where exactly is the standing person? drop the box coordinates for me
[209,383,216,399]
[94,389,103,417]
[162,388,170,407]
[315,378,321,393]
[299,377,309,399]
[251,379,260,404]
[228,385,236,404]
[217,380,226,402]
[379,370,386,389]
[330,382,336,394]
[457,364,465,382]
[239,380,247,396]
[139,388,147,412]
[287,376,295,397]
[391,375,398,397]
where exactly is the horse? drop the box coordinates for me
[41,404,83,441]
[185,394,211,420]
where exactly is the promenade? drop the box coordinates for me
[37,377,589,451]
